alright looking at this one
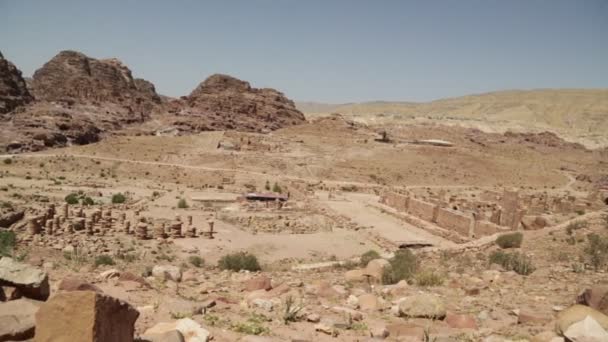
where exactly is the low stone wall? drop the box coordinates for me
[473,220,504,237]
[407,198,435,222]
[380,191,516,241]
[435,207,472,237]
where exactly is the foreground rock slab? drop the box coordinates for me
[0,298,41,342]
[0,257,50,300]
[35,291,139,342]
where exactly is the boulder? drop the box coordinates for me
[0,257,50,300]
[563,315,608,341]
[141,329,185,342]
[358,293,381,312]
[397,293,446,319]
[363,259,390,282]
[445,312,478,329]
[35,291,139,342]
[0,298,41,341]
[152,265,182,282]
[58,277,102,293]
[243,275,272,292]
[555,305,608,335]
[144,318,210,342]
[577,286,608,315]
[344,269,366,283]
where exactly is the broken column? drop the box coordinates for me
[62,203,69,219]
[153,222,166,239]
[135,221,148,240]
[170,221,182,238]
[28,218,41,236]
[46,220,53,236]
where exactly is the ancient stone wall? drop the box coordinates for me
[406,198,436,222]
[473,220,504,237]
[435,208,472,237]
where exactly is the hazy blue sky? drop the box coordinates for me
[1,0,607,103]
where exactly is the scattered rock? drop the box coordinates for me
[141,329,185,342]
[0,257,50,300]
[152,265,182,282]
[398,293,446,319]
[0,298,41,341]
[58,277,102,293]
[243,275,272,292]
[563,315,608,341]
[555,305,608,335]
[577,286,608,315]
[144,318,210,342]
[363,259,390,282]
[445,312,478,329]
[35,291,139,341]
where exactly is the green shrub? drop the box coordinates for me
[64,193,79,205]
[94,255,115,267]
[218,251,261,272]
[264,180,270,191]
[82,196,95,206]
[177,198,188,208]
[382,249,417,284]
[0,231,16,256]
[489,251,535,275]
[232,313,269,335]
[583,234,608,271]
[415,270,444,287]
[272,182,282,193]
[188,255,204,268]
[3,158,12,165]
[111,193,126,204]
[360,250,381,267]
[495,232,523,249]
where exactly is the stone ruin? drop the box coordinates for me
[380,186,605,242]
[20,202,217,243]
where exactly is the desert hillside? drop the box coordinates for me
[297,89,608,148]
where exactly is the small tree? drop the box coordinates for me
[382,249,417,284]
[81,197,95,206]
[112,193,126,204]
[64,193,79,205]
[272,182,282,193]
[264,180,270,191]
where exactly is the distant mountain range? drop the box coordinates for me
[296,89,608,148]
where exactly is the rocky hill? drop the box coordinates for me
[297,89,608,148]
[0,51,305,152]
[159,74,305,134]
[0,51,33,114]
[31,50,161,121]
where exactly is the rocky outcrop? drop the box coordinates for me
[31,51,160,117]
[166,74,305,133]
[35,291,139,342]
[1,50,161,152]
[0,51,33,114]
[0,257,50,301]
[1,52,304,152]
